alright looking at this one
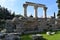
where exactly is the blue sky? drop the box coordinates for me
[0,0,58,17]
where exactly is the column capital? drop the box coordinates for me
[34,6,38,9]
[23,4,28,8]
[43,7,47,10]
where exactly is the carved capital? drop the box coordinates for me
[34,6,38,9]
[23,4,28,8]
[43,7,47,10]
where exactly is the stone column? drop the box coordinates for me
[23,4,28,17]
[34,6,38,19]
[43,7,47,18]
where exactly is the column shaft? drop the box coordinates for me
[24,7,27,17]
[34,6,38,19]
[43,7,47,18]
[23,4,28,17]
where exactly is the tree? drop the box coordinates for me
[30,15,33,17]
[56,0,60,18]
[11,12,15,19]
[0,5,16,20]
[0,7,11,19]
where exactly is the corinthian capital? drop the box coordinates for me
[23,4,28,8]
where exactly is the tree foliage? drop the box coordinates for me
[0,6,15,19]
[56,0,60,17]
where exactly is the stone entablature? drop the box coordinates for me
[23,2,47,18]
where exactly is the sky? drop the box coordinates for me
[0,0,58,17]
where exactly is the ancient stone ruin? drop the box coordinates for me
[5,2,58,33]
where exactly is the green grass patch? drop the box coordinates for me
[21,31,60,40]
[42,34,60,40]
[21,35,32,40]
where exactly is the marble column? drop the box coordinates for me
[23,4,28,17]
[34,6,38,19]
[43,7,47,18]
